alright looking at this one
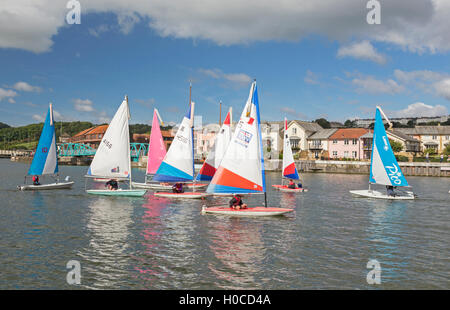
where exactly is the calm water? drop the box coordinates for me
[0,158,448,289]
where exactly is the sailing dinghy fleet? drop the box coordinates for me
[17,81,425,215]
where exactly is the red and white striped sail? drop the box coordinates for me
[196,108,232,181]
[207,82,265,194]
[282,118,300,180]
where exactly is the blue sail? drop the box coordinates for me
[28,104,58,176]
[369,108,408,187]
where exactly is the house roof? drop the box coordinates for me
[329,128,369,140]
[73,125,108,137]
[308,128,338,140]
[396,125,450,135]
[359,129,420,143]
[289,120,323,133]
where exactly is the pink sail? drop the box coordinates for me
[146,109,167,175]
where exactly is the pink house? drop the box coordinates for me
[328,128,369,160]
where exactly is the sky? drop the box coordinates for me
[0,0,450,127]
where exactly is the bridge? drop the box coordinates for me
[57,142,148,162]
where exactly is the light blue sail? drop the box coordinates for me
[369,108,408,187]
[28,105,58,176]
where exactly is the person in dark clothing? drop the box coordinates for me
[106,179,118,190]
[386,185,395,197]
[287,179,296,189]
[229,194,247,210]
[32,175,40,186]
[172,182,184,193]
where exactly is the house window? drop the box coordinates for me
[352,151,357,158]
[352,139,357,145]
[293,128,297,135]
[432,135,437,140]
[332,151,337,157]
[344,139,349,145]
[446,136,449,140]
[344,151,349,158]
[333,140,337,144]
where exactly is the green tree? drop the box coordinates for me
[389,140,403,153]
[443,144,450,155]
[315,118,331,129]
[344,120,356,128]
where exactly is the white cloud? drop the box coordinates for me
[337,41,386,64]
[352,76,404,94]
[389,102,448,118]
[394,69,450,101]
[88,24,110,37]
[0,88,17,101]
[199,68,251,87]
[280,106,308,120]
[12,81,41,92]
[135,98,155,107]
[433,79,450,100]
[2,0,449,54]
[304,70,319,85]
[73,98,95,112]
[32,114,45,122]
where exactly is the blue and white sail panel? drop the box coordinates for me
[369,108,408,187]
[153,103,195,182]
[28,104,58,176]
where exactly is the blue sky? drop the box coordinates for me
[0,1,449,126]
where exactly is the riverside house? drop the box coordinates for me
[328,128,369,160]
[396,125,450,154]
[307,128,338,159]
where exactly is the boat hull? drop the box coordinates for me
[272,185,308,193]
[349,189,415,200]
[86,189,147,197]
[201,206,293,216]
[131,182,207,190]
[153,192,208,199]
[18,181,74,191]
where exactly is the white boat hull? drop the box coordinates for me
[349,189,416,200]
[153,192,209,199]
[86,189,147,197]
[201,206,293,216]
[131,182,207,190]
[18,181,74,191]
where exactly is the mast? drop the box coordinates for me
[219,100,222,126]
[126,95,132,190]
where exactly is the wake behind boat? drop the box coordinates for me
[350,106,416,200]
[18,103,74,191]
[203,81,293,216]
[84,96,146,197]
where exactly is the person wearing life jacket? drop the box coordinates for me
[172,182,184,193]
[32,175,40,186]
[386,185,395,197]
[105,179,118,190]
[229,194,247,210]
[287,179,297,189]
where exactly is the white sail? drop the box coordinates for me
[86,97,131,179]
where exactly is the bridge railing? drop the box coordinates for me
[57,142,149,160]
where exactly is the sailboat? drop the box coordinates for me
[18,103,74,190]
[350,106,416,200]
[202,81,294,216]
[85,96,147,197]
[272,117,307,193]
[196,107,233,182]
[131,108,169,189]
[152,88,208,199]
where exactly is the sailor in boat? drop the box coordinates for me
[229,194,247,210]
[105,179,119,190]
[386,185,395,197]
[287,179,297,189]
[297,180,303,189]
[172,182,184,193]
[32,175,40,186]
